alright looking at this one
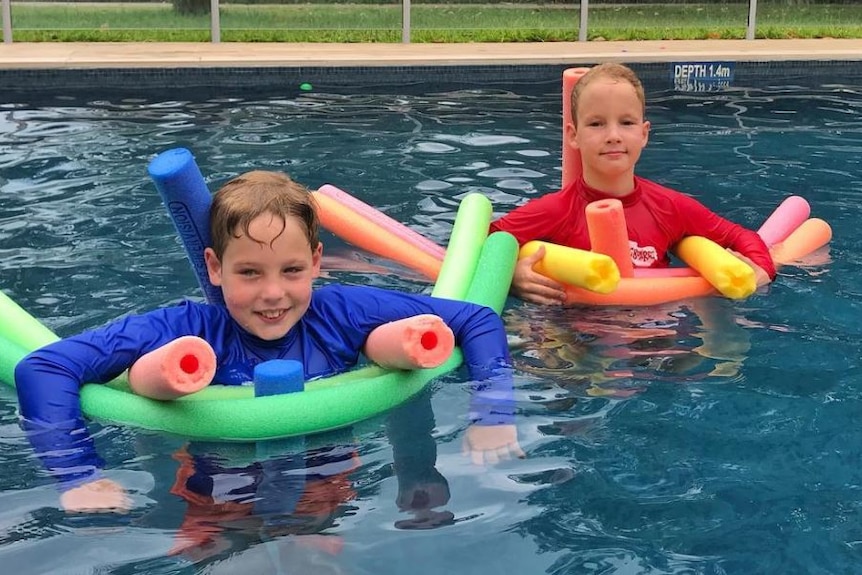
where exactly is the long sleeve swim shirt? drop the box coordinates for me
[14,284,512,490]
[489,177,777,279]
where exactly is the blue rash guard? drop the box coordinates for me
[14,284,515,491]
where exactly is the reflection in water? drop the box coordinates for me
[0,78,859,573]
[151,390,452,572]
[507,296,753,400]
[387,389,455,531]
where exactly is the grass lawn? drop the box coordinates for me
[5,2,862,42]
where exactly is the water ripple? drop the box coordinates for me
[1,78,861,575]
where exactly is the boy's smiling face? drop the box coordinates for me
[567,77,651,195]
[204,212,322,340]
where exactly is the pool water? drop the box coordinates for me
[1,71,862,574]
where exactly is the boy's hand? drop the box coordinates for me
[60,478,132,514]
[730,251,772,287]
[463,424,525,466]
[512,246,567,305]
[750,263,772,287]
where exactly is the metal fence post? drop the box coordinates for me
[402,0,411,44]
[211,0,220,43]
[2,0,12,43]
[579,0,589,42]
[747,0,757,40]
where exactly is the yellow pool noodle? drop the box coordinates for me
[675,236,756,299]
[519,240,620,294]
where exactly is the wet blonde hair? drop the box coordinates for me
[209,170,319,258]
[570,63,646,123]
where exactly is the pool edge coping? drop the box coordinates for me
[1,39,861,69]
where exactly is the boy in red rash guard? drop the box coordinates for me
[490,63,776,306]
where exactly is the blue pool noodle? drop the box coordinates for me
[147,148,225,306]
[254,359,305,397]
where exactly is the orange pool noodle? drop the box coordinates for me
[585,198,635,278]
[128,336,216,400]
[564,276,715,306]
[562,67,590,188]
[770,218,833,266]
[363,314,455,370]
[311,191,442,281]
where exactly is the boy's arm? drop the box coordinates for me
[381,291,522,461]
[14,303,213,495]
[15,334,142,493]
[313,286,523,462]
[16,353,131,512]
[323,286,518,418]
[414,295,511,380]
[318,285,513,380]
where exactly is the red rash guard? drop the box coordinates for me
[489,177,776,279]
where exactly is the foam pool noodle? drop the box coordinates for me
[317,184,446,260]
[254,359,305,397]
[757,195,811,247]
[147,148,224,306]
[519,240,620,294]
[561,67,590,188]
[363,314,455,370]
[770,218,833,265]
[312,190,443,281]
[431,193,493,300]
[675,236,756,299]
[585,198,635,278]
[128,336,216,400]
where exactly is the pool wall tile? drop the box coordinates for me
[2,61,861,93]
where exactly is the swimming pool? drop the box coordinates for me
[1,63,861,574]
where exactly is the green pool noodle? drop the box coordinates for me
[431,192,493,300]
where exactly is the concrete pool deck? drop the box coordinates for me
[0,39,860,69]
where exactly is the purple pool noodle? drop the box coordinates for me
[147,148,225,306]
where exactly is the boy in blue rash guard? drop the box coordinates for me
[15,170,522,514]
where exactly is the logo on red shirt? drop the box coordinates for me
[630,241,658,267]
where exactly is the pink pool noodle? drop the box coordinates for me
[128,336,216,400]
[561,67,590,188]
[317,184,446,261]
[757,195,810,247]
[363,314,455,370]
